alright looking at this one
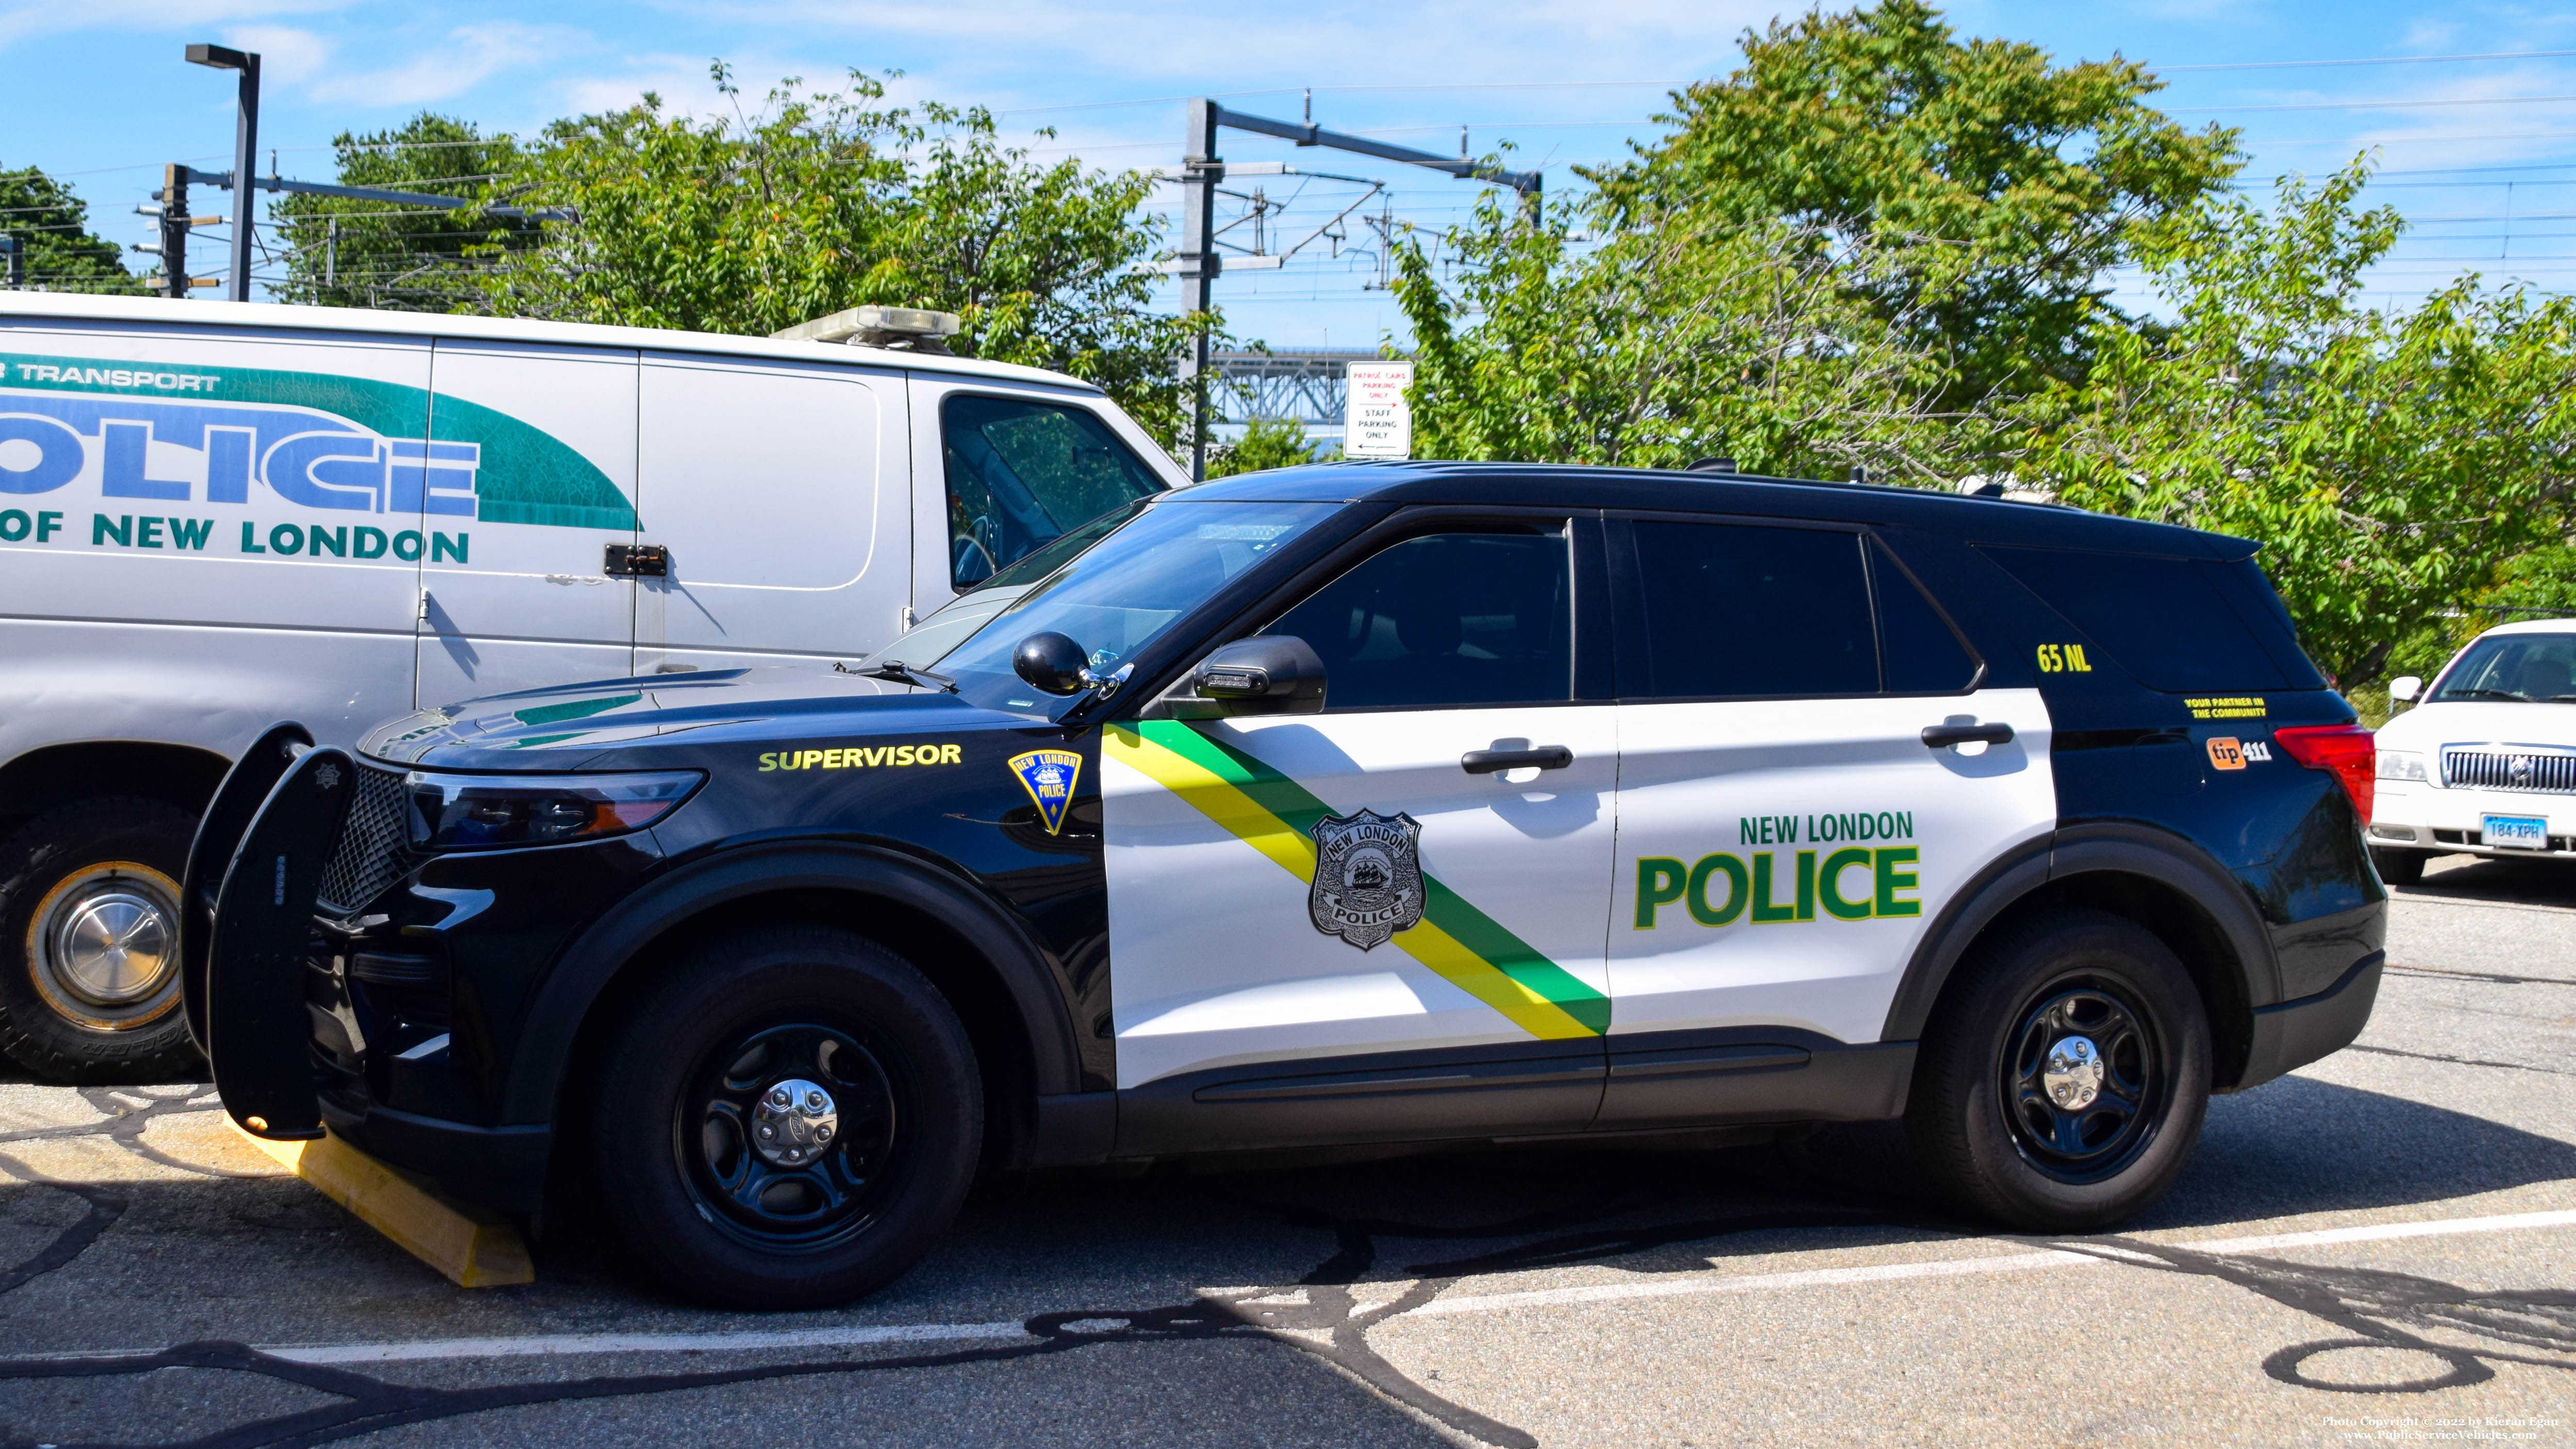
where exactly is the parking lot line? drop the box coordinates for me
[1412,1206,2576,1318]
[23,1207,2576,1366]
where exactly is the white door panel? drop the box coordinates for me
[634,353,908,672]
[1103,707,1618,1089]
[1609,689,2055,1043]
[416,341,637,705]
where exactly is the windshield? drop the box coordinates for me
[2430,632,2576,703]
[969,496,1154,595]
[933,499,1336,712]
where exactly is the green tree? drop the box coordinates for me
[0,165,147,294]
[1392,192,1982,481]
[1588,0,2240,410]
[474,68,1201,444]
[2019,162,2576,685]
[270,114,533,311]
[1208,416,1328,477]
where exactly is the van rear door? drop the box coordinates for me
[414,341,639,706]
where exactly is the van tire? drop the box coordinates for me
[1906,908,2210,1232]
[0,798,206,1083]
[588,925,982,1310]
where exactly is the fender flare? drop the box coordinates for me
[497,841,1086,1124]
[1878,821,2282,1044]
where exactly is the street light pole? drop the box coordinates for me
[185,43,259,303]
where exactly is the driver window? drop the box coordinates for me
[1261,526,1573,710]
[942,395,1165,588]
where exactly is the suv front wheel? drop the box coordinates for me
[589,925,983,1310]
[1906,908,2211,1231]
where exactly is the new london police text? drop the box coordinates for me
[0,508,469,563]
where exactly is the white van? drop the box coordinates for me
[0,291,1183,1080]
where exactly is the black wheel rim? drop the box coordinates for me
[2000,978,2167,1184]
[675,1019,905,1252]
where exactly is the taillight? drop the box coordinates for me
[2273,724,2375,822]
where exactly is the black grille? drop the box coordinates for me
[316,765,416,914]
[2442,747,2576,794]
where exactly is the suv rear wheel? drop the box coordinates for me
[588,925,982,1310]
[0,798,206,1083]
[1906,908,2210,1231]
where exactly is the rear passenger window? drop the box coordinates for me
[1629,521,1876,698]
[1980,546,2289,691]
[1873,540,1980,693]
[943,396,1165,587]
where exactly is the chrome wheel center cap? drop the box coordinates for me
[56,890,172,1005]
[2043,1035,2105,1111]
[750,1078,838,1167]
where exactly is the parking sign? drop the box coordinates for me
[1345,361,1415,459]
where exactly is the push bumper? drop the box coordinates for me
[2237,952,2383,1090]
[317,1096,552,1214]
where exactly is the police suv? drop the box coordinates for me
[0,291,1180,1082]
[191,464,2386,1310]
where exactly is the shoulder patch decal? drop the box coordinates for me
[1009,749,1083,835]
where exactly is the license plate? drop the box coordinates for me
[2483,814,2550,850]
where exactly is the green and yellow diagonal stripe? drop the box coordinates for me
[1105,720,1610,1040]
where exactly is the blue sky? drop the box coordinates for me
[4,0,2573,349]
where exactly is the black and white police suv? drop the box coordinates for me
[189,462,2386,1309]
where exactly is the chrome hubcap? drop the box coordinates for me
[2042,1034,2104,1111]
[31,864,182,1018]
[751,1078,839,1167]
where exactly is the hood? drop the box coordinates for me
[361,667,1001,770]
[2374,699,2576,754]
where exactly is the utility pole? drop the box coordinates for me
[1179,99,1222,482]
[185,43,260,303]
[158,164,191,298]
[1172,98,1546,479]
[0,236,19,290]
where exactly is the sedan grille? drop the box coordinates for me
[316,764,417,914]
[2441,746,2576,795]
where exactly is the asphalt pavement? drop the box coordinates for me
[2,855,2572,1447]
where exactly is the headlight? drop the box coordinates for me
[2377,750,2429,782]
[404,770,702,850]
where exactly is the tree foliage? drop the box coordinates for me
[473,68,1200,443]
[1392,192,1982,481]
[1207,416,1329,477]
[0,164,147,294]
[2018,162,2576,684]
[269,114,534,311]
[1587,0,2240,410]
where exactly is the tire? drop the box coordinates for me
[0,798,206,1083]
[588,925,982,1310]
[2370,847,2427,885]
[1905,908,2211,1232]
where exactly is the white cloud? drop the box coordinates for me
[0,0,346,51]
[222,23,331,84]
[304,20,569,106]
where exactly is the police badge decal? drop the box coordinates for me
[1308,809,1425,950]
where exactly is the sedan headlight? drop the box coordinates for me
[2377,750,2430,782]
[404,770,703,850]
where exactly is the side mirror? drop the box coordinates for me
[1170,636,1327,718]
[1014,632,1094,696]
[2389,676,2423,704]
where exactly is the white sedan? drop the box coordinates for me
[2370,619,2576,881]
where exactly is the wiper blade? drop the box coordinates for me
[836,660,957,693]
[2446,688,2529,701]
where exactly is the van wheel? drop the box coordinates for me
[2370,848,2426,885]
[588,925,981,1310]
[1906,908,2210,1231]
[0,799,206,1083]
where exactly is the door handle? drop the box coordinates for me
[1921,721,2014,749]
[1462,746,1574,775]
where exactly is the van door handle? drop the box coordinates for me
[1921,721,2014,749]
[1462,746,1574,775]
